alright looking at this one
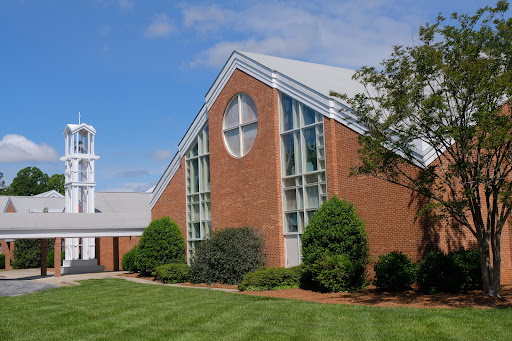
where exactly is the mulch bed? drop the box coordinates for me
[117,273,512,309]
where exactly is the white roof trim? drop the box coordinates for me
[64,123,96,136]
[150,106,208,208]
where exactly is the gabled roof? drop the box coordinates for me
[33,190,64,198]
[4,196,65,213]
[64,123,96,136]
[219,51,366,106]
[0,192,150,216]
[0,196,10,213]
[150,50,434,208]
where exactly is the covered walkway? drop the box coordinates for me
[0,212,149,277]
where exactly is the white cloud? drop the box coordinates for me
[145,13,175,39]
[0,134,59,164]
[183,1,421,69]
[182,5,235,33]
[152,149,173,162]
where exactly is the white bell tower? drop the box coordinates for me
[60,115,103,272]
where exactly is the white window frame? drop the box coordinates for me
[222,93,258,158]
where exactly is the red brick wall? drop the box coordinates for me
[96,236,139,271]
[151,156,187,241]
[208,70,284,267]
[324,117,477,260]
[323,117,512,283]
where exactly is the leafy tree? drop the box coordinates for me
[331,2,512,296]
[13,239,55,269]
[47,174,65,195]
[0,172,6,194]
[8,167,49,196]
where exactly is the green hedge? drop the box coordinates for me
[417,248,482,294]
[0,254,4,269]
[190,227,264,285]
[122,246,140,273]
[374,251,416,291]
[13,239,55,269]
[301,197,369,292]
[238,266,302,291]
[138,217,186,276]
[153,263,190,284]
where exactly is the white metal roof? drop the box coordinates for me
[6,197,65,213]
[0,213,148,238]
[0,192,151,239]
[33,190,64,198]
[238,51,367,105]
[95,192,151,214]
[0,197,9,213]
[0,192,151,215]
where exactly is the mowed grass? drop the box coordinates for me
[1,279,511,341]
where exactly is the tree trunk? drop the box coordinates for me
[490,232,502,297]
[479,236,492,295]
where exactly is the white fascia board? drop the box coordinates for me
[207,51,370,138]
[150,106,208,209]
[0,227,145,239]
[150,153,182,208]
[205,51,273,110]
[178,106,208,152]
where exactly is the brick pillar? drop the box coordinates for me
[2,240,14,270]
[113,237,119,271]
[95,238,101,265]
[54,238,61,277]
[40,239,47,276]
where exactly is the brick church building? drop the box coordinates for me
[151,51,512,283]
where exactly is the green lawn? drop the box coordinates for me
[1,279,511,340]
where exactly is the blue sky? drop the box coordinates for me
[0,0,499,192]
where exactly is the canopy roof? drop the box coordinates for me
[0,192,151,239]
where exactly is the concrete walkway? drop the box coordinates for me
[0,269,239,296]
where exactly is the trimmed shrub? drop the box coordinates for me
[138,217,186,276]
[0,254,4,269]
[301,196,369,292]
[309,254,356,292]
[417,248,482,294]
[449,248,482,291]
[417,251,464,294]
[190,227,264,285]
[374,251,416,291]
[154,263,190,284]
[238,266,302,291]
[122,246,140,273]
